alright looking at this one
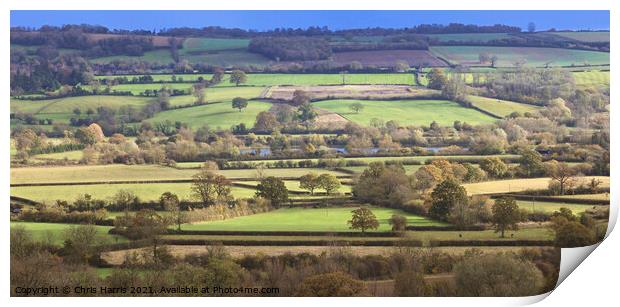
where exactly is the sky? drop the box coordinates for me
[10,11,610,32]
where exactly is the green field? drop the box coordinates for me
[426,33,513,42]
[32,150,83,161]
[181,207,447,232]
[146,100,272,129]
[96,73,415,86]
[181,50,272,67]
[465,95,542,117]
[572,70,610,86]
[10,221,126,246]
[11,182,258,202]
[430,46,610,67]
[89,83,193,95]
[314,99,498,126]
[515,200,605,214]
[181,37,250,52]
[341,164,423,174]
[10,164,347,184]
[167,87,266,106]
[11,96,152,121]
[90,49,175,65]
[556,193,610,201]
[174,154,518,170]
[547,31,610,43]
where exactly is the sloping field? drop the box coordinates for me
[465,95,542,117]
[516,200,605,214]
[181,206,446,232]
[10,221,126,246]
[430,46,610,67]
[268,85,439,101]
[426,33,513,42]
[332,50,447,67]
[313,99,497,126]
[463,176,610,195]
[10,164,347,185]
[181,37,250,52]
[167,87,265,106]
[181,50,272,67]
[94,83,193,95]
[220,73,415,86]
[11,182,257,202]
[147,100,272,129]
[10,96,151,115]
[90,49,175,65]
[96,73,414,86]
[572,71,610,86]
[546,31,610,43]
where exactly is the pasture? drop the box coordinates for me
[90,49,175,65]
[430,46,610,67]
[181,37,250,52]
[10,96,152,120]
[547,31,610,43]
[572,70,610,86]
[313,99,498,126]
[10,182,257,202]
[146,100,272,129]
[515,200,605,214]
[426,33,513,42]
[96,73,415,86]
[181,50,272,67]
[181,206,447,232]
[32,150,83,161]
[465,95,541,117]
[331,50,447,67]
[167,87,266,106]
[10,221,126,246]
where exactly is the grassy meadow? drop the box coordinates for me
[146,100,272,129]
[10,221,126,246]
[181,206,447,232]
[314,99,498,126]
[465,95,541,117]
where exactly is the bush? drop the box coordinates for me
[454,254,544,296]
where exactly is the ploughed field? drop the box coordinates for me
[180,207,447,232]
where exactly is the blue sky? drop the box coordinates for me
[10,11,609,31]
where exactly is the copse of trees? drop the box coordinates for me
[352,162,416,207]
[248,36,332,61]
